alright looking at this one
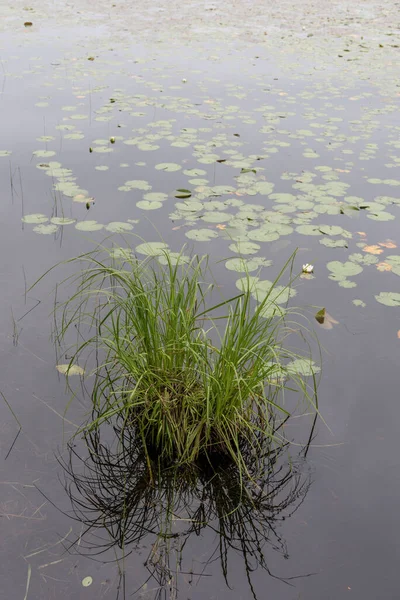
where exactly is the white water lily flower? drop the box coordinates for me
[302,264,314,273]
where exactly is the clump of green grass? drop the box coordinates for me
[52,245,318,475]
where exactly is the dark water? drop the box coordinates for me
[1,2,400,598]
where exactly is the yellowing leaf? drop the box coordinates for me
[379,241,397,249]
[363,245,383,255]
[376,262,392,272]
[56,364,85,376]
[397,330,400,339]
[216,224,226,230]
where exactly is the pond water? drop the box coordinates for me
[1,1,400,598]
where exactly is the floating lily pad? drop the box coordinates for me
[143,192,168,202]
[286,359,320,377]
[225,257,272,272]
[136,242,169,256]
[119,180,151,191]
[296,225,323,236]
[110,247,133,260]
[33,150,56,158]
[158,252,190,266]
[105,222,134,233]
[155,163,182,172]
[202,212,233,223]
[375,292,400,307]
[22,213,48,224]
[353,299,366,307]
[185,229,218,242]
[229,241,261,255]
[75,221,103,231]
[33,224,59,235]
[320,238,348,248]
[0,150,12,157]
[50,217,76,225]
[327,261,363,277]
[137,200,163,210]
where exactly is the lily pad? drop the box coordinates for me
[75,221,104,231]
[136,242,169,256]
[286,359,320,377]
[155,163,182,172]
[136,200,163,210]
[185,229,218,242]
[105,222,134,233]
[22,213,48,224]
[375,292,400,307]
[225,257,272,272]
[229,241,261,255]
[33,224,59,235]
[327,261,363,277]
[50,217,76,225]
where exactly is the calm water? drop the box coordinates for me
[1,1,400,598]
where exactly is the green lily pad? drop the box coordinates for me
[110,247,133,260]
[318,225,346,236]
[296,225,323,236]
[185,229,218,242]
[375,292,400,307]
[155,163,182,172]
[319,238,348,248]
[353,299,366,307]
[105,222,134,233]
[183,168,207,176]
[33,224,59,235]
[327,261,363,277]
[136,200,163,210]
[33,150,56,158]
[75,221,104,231]
[229,241,261,255]
[0,150,12,157]
[119,180,151,191]
[202,212,233,223]
[348,253,378,265]
[286,358,320,377]
[143,192,168,202]
[136,242,169,256]
[225,257,272,272]
[22,213,48,224]
[158,252,190,266]
[50,217,76,225]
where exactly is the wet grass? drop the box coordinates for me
[46,244,318,477]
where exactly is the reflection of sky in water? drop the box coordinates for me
[1,1,400,598]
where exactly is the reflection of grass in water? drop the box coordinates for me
[60,417,313,600]
[49,243,318,478]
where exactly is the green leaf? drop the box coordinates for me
[155,162,182,172]
[327,261,363,277]
[375,292,400,307]
[174,188,192,199]
[135,242,169,256]
[185,229,218,242]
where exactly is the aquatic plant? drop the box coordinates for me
[49,244,318,475]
